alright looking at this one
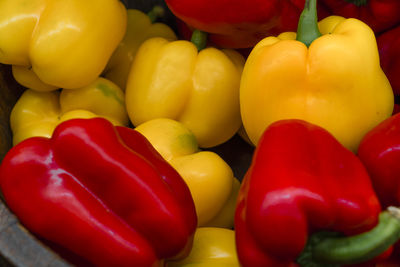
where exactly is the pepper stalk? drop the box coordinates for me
[297,206,400,266]
[296,0,322,47]
[191,30,208,51]
[147,5,165,23]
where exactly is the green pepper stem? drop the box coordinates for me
[296,0,322,47]
[297,207,400,267]
[343,0,368,6]
[147,6,165,23]
[190,30,208,51]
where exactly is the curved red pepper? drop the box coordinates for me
[165,0,330,48]
[358,113,400,264]
[320,0,400,33]
[0,118,197,266]
[235,119,381,266]
[377,25,400,96]
[358,113,400,208]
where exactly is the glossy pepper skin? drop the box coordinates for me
[320,0,400,33]
[235,119,381,267]
[135,118,240,228]
[0,0,127,89]
[167,227,240,267]
[126,37,244,148]
[240,15,393,152]
[10,77,129,145]
[12,65,58,92]
[0,118,197,266]
[103,8,177,90]
[165,0,330,49]
[358,113,400,208]
[377,25,400,96]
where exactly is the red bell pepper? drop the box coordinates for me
[394,104,400,115]
[165,0,330,48]
[235,119,400,267]
[377,25,400,96]
[358,113,400,208]
[320,0,400,33]
[0,118,197,267]
[375,259,400,267]
[358,113,400,264]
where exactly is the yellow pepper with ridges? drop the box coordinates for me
[104,7,177,90]
[166,227,240,267]
[126,36,245,148]
[135,118,239,228]
[240,3,394,152]
[10,77,128,145]
[0,0,127,89]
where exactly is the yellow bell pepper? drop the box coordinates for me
[0,0,127,89]
[203,177,240,228]
[12,65,58,92]
[126,36,245,148]
[240,1,394,152]
[166,227,240,267]
[103,7,177,90]
[10,77,128,145]
[135,118,239,228]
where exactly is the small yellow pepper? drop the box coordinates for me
[103,7,177,90]
[135,118,239,228]
[10,77,128,145]
[12,65,58,92]
[166,227,240,267]
[126,36,245,148]
[0,0,127,89]
[240,10,394,151]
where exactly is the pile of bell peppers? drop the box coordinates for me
[0,0,127,89]
[10,77,129,145]
[0,0,400,266]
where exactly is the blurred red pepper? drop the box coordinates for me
[375,259,400,267]
[358,113,400,208]
[377,25,400,96]
[165,0,330,48]
[234,119,400,267]
[0,118,197,267]
[393,104,400,115]
[320,0,400,33]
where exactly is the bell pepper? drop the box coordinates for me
[394,104,400,115]
[375,259,400,267]
[12,65,58,92]
[0,0,127,89]
[358,113,400,208]
[0,117,197,266]
[377,25,400,96]
[10,77,129,145]
[125,35,245,148]
[357,110,400,267]
[165,0,330,49]
[234,119,400,267]
[167,227,240,267]
[103,7,177,90]
[320,0,400,33]
[135,118,239,228]
[240,0,393,152]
